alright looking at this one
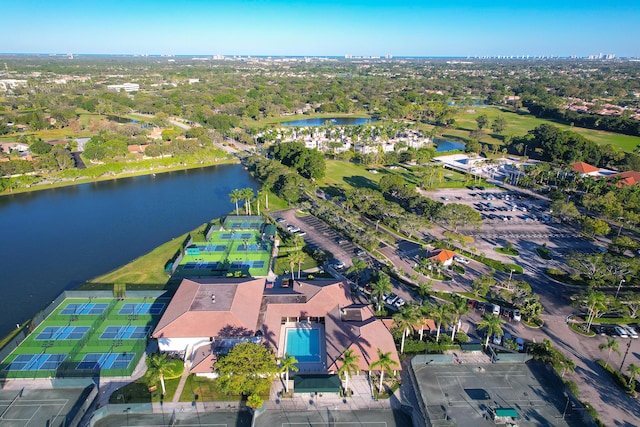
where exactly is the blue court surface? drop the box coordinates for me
[100,326,151,340]
[219,232,254,240]
[35,326,89,341]
[60,303,108,315]
[235,243,268,251]
[229,222,262,229]
[5,354,67,371]
[183,261,220,270]
[118,303,165,315]
[197,244,227,252]
[77,353,134,370]
[229,260,265,269]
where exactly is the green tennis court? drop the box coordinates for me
[0,296,169,379]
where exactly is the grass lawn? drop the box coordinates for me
[495,247,520,256]
[318,160,382,196]
[82,225,207,289]
[180,375,269,403]
[449,106,640,152]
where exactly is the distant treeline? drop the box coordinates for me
[525,101,640,137]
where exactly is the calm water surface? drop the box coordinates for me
[0,164,258,338]
[435,138,466,152]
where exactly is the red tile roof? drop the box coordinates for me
[152,277,265,339]
[428,249,457,264]
[611,171,640,186]
[571,162,599,174]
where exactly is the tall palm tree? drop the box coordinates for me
[415,280,432,302]
[393,305,417,354]
[337,348,360,395]
[369,349,399,394]
[417,302,432,341]
[229,189,242,215]
[370,274,392,312]
[278,354,298,393]
[147,352,172,396]
[477,314,505,347]
[599,337,621,367]
[627,363,640,388]
[292,234,304,251]
[585,290,608,330]
[289,249,306,279]
[346,258,367,287]
[449,295,470,340]
[431,303,452,343]
[241,188,254,215]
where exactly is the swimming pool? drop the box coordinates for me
[286,328,321,363]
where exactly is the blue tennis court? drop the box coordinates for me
[60,303,108,315]
[5,354,67,371]
[229,222,262,229]
[100,326,151,340]
[35,326,89,341]
[229,260,265,269]
[235,243,269,252]
[183,262,220,270]
[118,303,165,316]
[197,245,227,252]
[218,232,254,240]
[76,353,135,370]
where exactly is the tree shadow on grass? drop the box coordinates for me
[343,176,379,191]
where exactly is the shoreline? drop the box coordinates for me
[0,157,240,197]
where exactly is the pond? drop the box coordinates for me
[280,117,375,127]
[106,115,137,124]
[435,139,466,152]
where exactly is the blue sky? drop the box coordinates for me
[3,0,639,57]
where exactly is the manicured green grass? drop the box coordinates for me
[536,246,552,260]
[449,106,640,152]
[318,160,382,195]
[180,375,269,402]
[495,247,520,256]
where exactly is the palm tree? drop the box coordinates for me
[369,349,399,394]
[346,258,367,287]
[415,280,432,302]
[449,295,470,340]
[147,352,172,396]
[477,314,505,347]
[370,274,392,312]
[278,354,298,393]
[337,348,360,395]
[431,303,452,343]
[627,363,640,388]
[585,290,608,330]
[241,188,254,215]
[393,305,417,354]
[599,338,621,367]
[292,234,304,251]
[417,302,432,341]
[561,358,576,378]
[289,249,306,279]
[229,189,242,215]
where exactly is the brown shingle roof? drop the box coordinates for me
[611,171,640,186]
[152,277,265,339]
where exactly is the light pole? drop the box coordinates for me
[616,279,626,299]
[508,269,515,287]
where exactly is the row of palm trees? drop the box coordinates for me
[278,348,398,396]
[228,187,270,216]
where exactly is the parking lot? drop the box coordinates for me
[271,209,374,269]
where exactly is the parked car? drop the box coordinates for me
[286,225,300,233]
[355,248,366,256]
[454,256,470,265]
[332,261,345,270]
[394,297,406,308]
[386,293,399,305]
[625,326,638,339]
[512,309,521,322]
[614,326,629,338]
[295,230,307,236]
[515,337,524,351]
[275,217,286,223]
[490,304,501,315]
[492,334,503,345]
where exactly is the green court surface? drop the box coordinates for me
[0,386,94,427]
[0,297,169,379]
[175,218,272,278]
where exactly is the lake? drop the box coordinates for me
[0,164,258,338]
[435,139,466,152]
[280,117,375,126]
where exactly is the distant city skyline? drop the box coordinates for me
[3,0,639,57]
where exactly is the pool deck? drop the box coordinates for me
[279,322,327,373]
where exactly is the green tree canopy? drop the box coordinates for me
[216,342,277,397]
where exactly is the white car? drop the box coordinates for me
[625,326,638,339]
[614,326,629,338]
[454,256,470,265]
[394,297,405,308]
[333,261,345,270]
